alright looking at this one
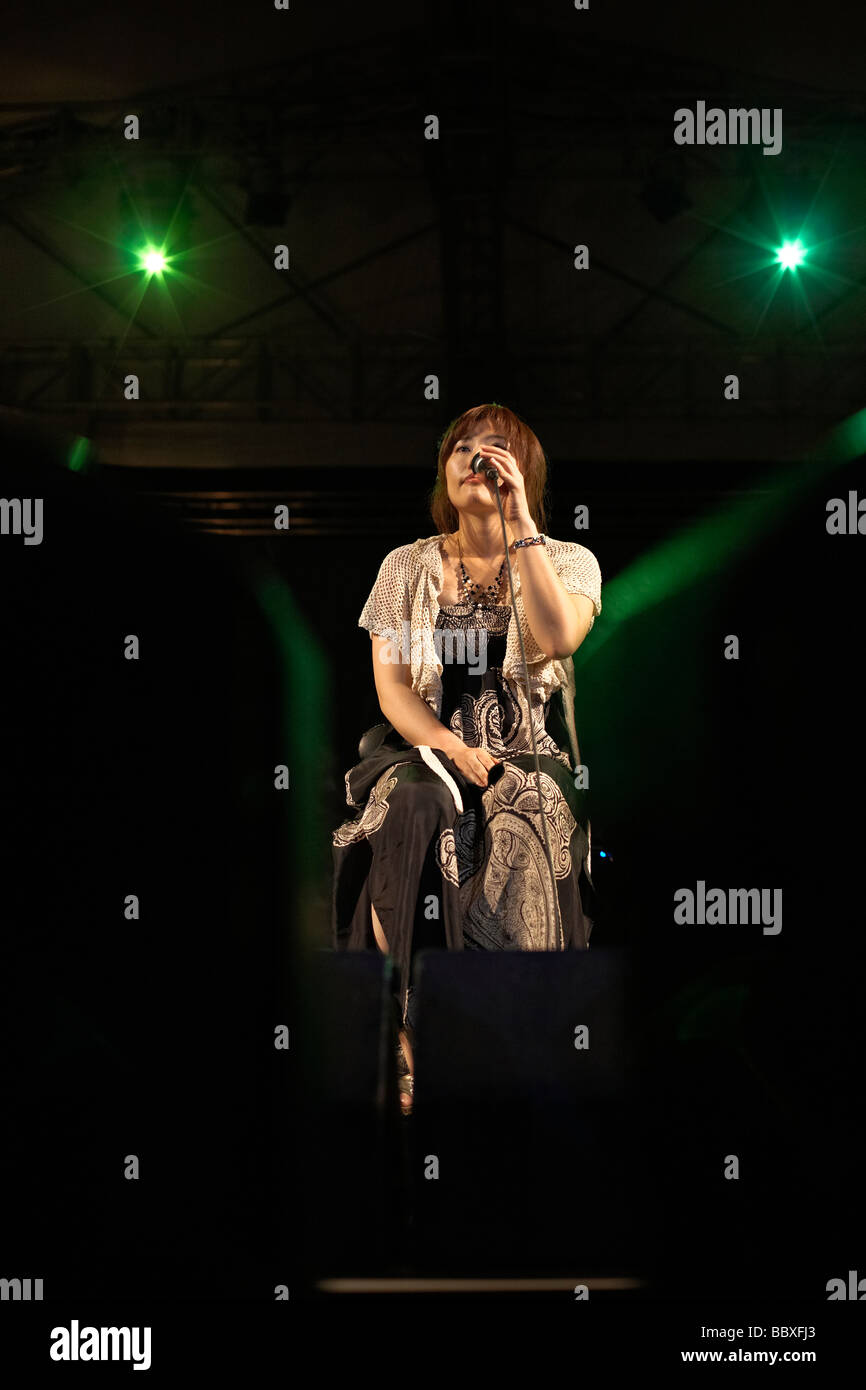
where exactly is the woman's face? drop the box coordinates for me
[443,422,515,519]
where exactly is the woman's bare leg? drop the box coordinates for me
[371,902,414,1100]
[371,901,389,953]
[398,1025,414,1074]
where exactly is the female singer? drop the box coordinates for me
[331,404,602,1114]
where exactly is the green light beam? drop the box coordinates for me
[251,564,330,951]
[806,221,866,253]
[706,255,782,293]
[686,210,778,257]
[788,259,826,350]
[748,267,787,337]
[21,267,155,314]
[575,406,866,668]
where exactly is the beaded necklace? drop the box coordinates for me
[454,531,506,606]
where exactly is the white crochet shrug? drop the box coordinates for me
[358,533,602,771]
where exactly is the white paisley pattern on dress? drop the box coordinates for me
[448,682,572,769]
[333,768,401,848]
[436,809,482,887]
[344,768,361,809]
[437,762,578,951]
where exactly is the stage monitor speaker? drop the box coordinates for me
[407,948,642,1275]
[293,949,403,1278]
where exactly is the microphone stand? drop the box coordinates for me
[471,453,564,951]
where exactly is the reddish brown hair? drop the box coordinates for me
[429,402,549,535]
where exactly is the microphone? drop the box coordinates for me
[470,451,499,481]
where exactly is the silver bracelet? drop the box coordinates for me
[512,533,546,550]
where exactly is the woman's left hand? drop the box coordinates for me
[477,445,535,529]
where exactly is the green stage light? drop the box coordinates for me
[139,246,168,276]
[775,238,806,270]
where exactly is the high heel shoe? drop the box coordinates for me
[397,1069,414,1115]
[395,1035,414,1116]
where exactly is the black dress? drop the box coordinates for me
[331,598,596,1028]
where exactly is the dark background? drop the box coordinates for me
[1,0,864,1317]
